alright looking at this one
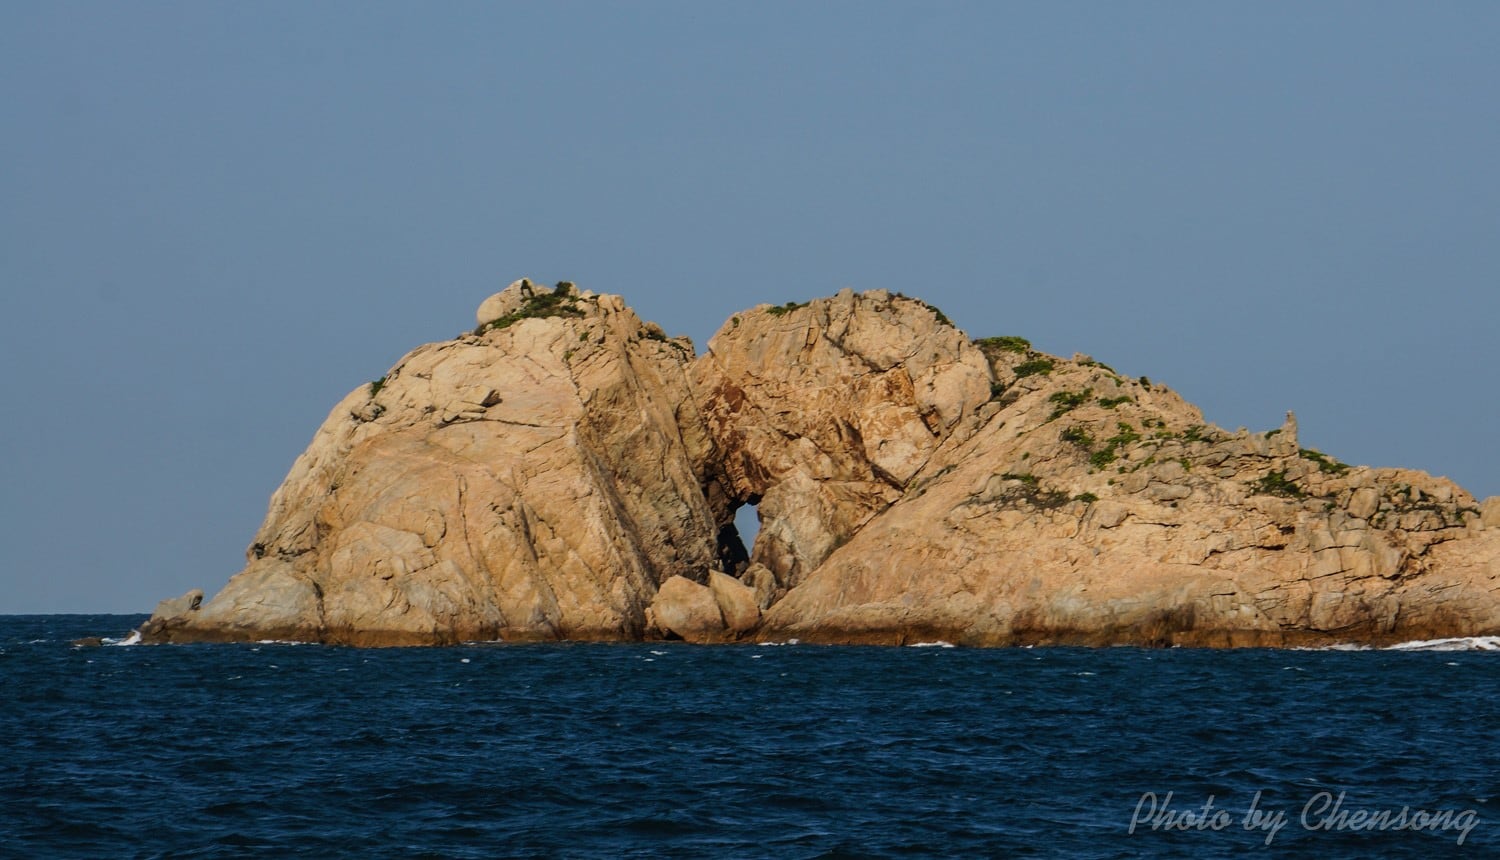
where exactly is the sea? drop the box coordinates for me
[2,615,1496,858]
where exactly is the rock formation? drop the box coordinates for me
[144,279,717,645]
[142,282,1500,647]
[692,291,992,597]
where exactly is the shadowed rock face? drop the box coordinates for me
[143,282,1500,647]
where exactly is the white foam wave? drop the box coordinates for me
[104,630,142,647]
[1383,636,1500,652]
[1299,636,1500,653]
[908,641,955,648]
[1304,643,1371,652]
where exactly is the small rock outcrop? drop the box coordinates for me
[647,575,726,642]
[142,282,1500,647]
[1483,496,1500,530]
[152,589,203,619]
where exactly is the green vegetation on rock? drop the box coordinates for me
[1251,470,1306,499]
[1048,388,1093,420]
[1014,357,1055,378]
[475,281,585,335]
[1080,422,1141,470]
[975,335,1031,353]
[1061,426,1094,449]
[765,301,809,316]
[1299,448,1351,476]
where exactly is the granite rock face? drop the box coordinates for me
[143,283,1500,647]
[692,290,991,593]
[144,280,719,645]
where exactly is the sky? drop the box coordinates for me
[2,2,1497,613]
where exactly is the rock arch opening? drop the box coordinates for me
[714,495,761,576]
[734,500,760,559]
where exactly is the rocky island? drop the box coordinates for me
[141,280,1500,647]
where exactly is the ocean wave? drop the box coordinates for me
[1383,636,1500,652]
[908,641,955,648]
[103,631,141,647]
[1298,637,1500,653]
[1295,643,1371,652]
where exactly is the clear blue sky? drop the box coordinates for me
[3,2,1496,613]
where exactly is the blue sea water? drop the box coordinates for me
[2,615,1497,858]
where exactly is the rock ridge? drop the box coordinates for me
[141,280,1500,647]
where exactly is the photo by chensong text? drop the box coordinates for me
[1129,790,1480,846]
